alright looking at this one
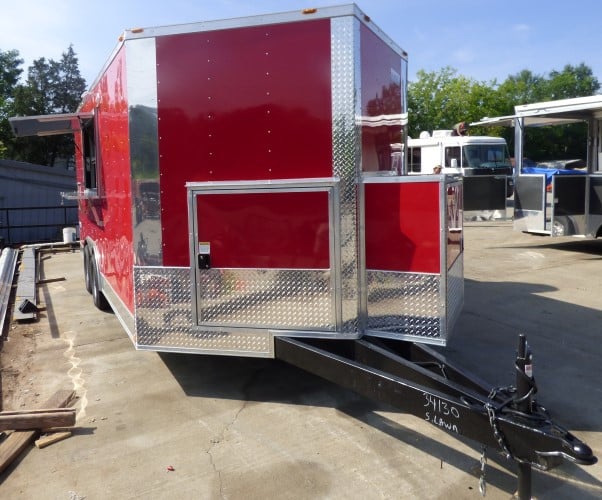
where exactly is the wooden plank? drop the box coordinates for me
[0,390,75,475]
[0,408,75,416]
[0,408,76,431]
[34,431,72,449]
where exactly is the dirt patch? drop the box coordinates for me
[1,247,77,413]
[1,319,41,411]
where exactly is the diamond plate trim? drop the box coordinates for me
[196,269,334,330]
[331,16,360,333]
[366,271,441,339]
[134,267,272,354]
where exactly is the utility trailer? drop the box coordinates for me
[10,5,596,497]
[473,94,602,237]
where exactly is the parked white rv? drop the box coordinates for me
[407,130,514,216]
[408,130,513,178]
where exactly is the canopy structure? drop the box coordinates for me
[472,94,602,128]
[9,112,93,137]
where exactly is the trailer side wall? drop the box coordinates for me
[78,46,134,313]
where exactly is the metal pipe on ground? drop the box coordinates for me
[0,248,19,335]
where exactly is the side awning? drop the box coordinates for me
[472,96,602,129]
[470,115,516,128]
[471,114,584,128]
[9,112,93,137]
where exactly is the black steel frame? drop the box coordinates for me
[275,334,596,499]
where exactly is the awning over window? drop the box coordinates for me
[9,112,93,137]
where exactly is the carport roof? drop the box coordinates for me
[472,94,602,128]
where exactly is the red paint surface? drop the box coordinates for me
[156,20,333,266]
[196,190,330,269]
[360,24,403,173]
[365,181,440,273]
[77,46,134,311]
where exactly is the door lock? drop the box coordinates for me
[197,242,211,269]
[198,253,211,269]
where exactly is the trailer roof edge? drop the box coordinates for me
[83,4,407,96]
[515,94,602,116]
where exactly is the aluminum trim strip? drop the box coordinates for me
[127,37,162,267]
[331,15,361,334]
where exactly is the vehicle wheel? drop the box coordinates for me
[83,245,93,294]
[90,251,111,311]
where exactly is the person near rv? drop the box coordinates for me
[452,121,468,136]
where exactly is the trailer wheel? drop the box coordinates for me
[90,252,111,311]
[83,245,93,294]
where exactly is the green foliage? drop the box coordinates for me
[547,63,599,100]
[408,63,600,161]
[0,45,86,164]
[0,49,24,158]
[0,49,23,99]
[408,67,503,139]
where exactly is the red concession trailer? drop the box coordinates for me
[9,6,596,497]
[13,5,463,354]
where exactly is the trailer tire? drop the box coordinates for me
[90,252,110,311]
[83,245,93,294]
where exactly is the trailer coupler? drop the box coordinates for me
[274,334,596,498]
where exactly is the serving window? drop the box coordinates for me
[81,112,104,195]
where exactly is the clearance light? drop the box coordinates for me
[302,8,317,14]
[131,27,144,33]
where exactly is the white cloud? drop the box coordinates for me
[512,23,531,34]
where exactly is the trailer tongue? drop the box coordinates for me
[276,334,596,497]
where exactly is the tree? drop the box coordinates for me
[495,70,548,114]
[10,45,86,165]
[494,65,600,161]
[408,67,457,137]
[11,57,55,164]
[407,67,501,139]
[51,46,87,165]
[547,63,600,100]
[408,63,601,162]
[0,49,24,157]
[54,45,87,114]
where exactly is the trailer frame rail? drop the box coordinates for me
[274,334,596,499]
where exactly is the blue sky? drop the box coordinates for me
[1,0,600,90]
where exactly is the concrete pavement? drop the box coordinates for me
[1,221,601,499]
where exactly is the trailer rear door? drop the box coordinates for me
[515,174,587,236]
[187,180,340,335]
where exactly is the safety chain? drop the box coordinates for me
[487,385,515,401]
[485,403,513,460]
[479,446,487,497]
